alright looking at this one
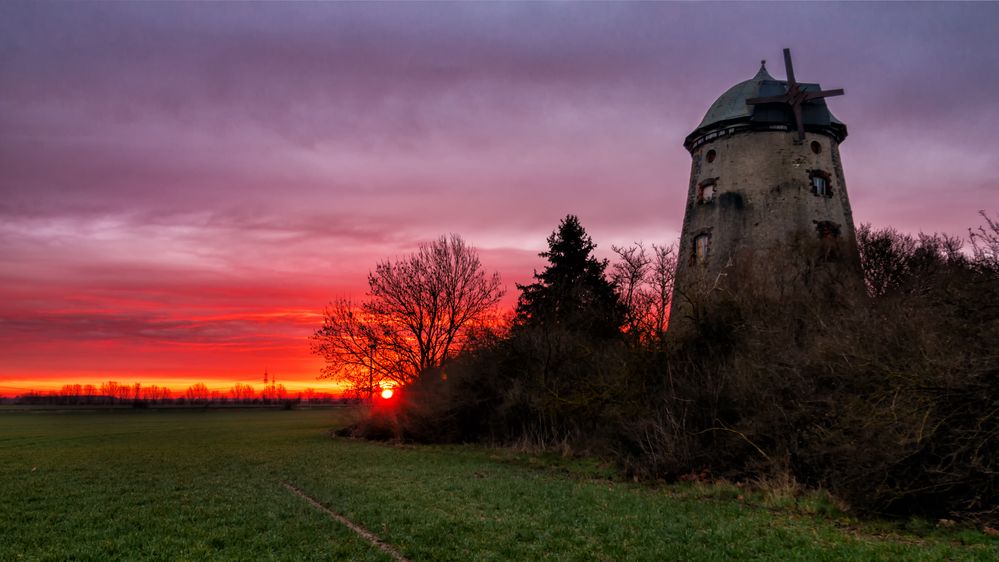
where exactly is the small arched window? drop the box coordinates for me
[809,170,833,198]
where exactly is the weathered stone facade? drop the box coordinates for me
[669,60,861,331]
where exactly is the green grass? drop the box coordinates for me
[1,408,996,561]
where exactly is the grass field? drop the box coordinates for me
[2,408,997,561]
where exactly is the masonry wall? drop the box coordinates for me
[669,130,861,330]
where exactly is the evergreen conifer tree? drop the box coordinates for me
[515,215,625,339]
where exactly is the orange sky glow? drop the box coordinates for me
[3,4,999,398]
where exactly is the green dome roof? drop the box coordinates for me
[685,62,847,151]
[696,64,777,130]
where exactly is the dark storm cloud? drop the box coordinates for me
[4,3,996,219]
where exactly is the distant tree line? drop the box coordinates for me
[325,211,999,525]
[13,381,353,407]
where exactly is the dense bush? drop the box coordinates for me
[353,217,999,524]
[617,227,999,522]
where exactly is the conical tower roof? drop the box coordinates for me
[696,63,777,130]
[684,61,847,151]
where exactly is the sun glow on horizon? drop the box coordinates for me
[0,375,347,399]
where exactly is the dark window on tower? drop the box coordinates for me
[697,179,717,204]
[814,220,841,239]
[705,149,717,163]
[809,170,833,198]
[814,220,842,260]
[810,141,822,154]
[692,234,710,265]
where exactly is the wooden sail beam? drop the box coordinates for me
[746,49,844,140]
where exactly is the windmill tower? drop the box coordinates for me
[670,49,861,330]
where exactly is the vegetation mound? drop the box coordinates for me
[339,213,999,524]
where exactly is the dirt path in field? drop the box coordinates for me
[283,482,410,562]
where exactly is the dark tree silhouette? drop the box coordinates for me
[611,242,677,345]
[856,223,965,297]
[970,210,999,274]
[311,234,504,394]
[100,381,120,405]
[515,215,625,339]
[185,383,210,403]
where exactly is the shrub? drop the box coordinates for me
[374,223,999,524]
[618,229,999,522]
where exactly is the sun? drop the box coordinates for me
[380,388,394,399]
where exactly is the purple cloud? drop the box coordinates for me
[2,2,998,389]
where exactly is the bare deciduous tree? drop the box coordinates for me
[311,234,504,393]
[185,383,210,403]
[612,243,677,344]
[229,383,255,403]
[611,243,650,325]
[100,380,120,405]
[857,224,966,297]
[970,210,999,274]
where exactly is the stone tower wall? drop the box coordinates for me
[670,130,859,327]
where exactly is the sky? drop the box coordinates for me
[2,2,998,396]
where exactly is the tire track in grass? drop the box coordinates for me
[283,482,410,562]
